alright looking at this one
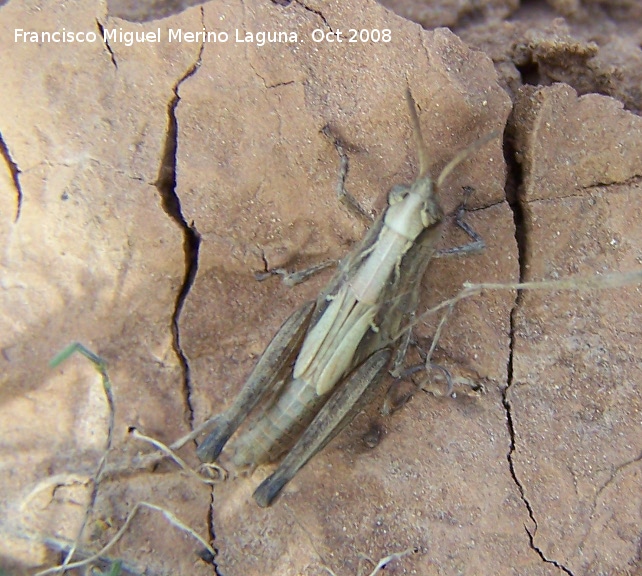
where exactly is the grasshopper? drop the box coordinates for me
[197,89,496,507]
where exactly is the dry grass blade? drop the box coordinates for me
[34,501,216,575]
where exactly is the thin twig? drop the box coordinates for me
[367,547,419,576]
[321,546,419,576]
[394,268,642,341]
[129,427,227,483]
[48,343,115,572]
[34,501,216,575]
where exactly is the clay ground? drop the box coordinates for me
[1,0,641,575]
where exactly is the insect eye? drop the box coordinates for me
[421,202,442,228]
[388,184,409,205]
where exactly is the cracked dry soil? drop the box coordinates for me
[1,0,641,575]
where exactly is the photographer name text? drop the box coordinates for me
[14,27,392,46]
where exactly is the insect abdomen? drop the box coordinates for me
[230,377,325,467]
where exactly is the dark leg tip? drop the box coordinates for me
[253,472,289,508]
[196,429,231,463]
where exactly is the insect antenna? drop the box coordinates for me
[405,88,430,178]
[436,130,499,189]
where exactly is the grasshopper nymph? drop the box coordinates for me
[197,89,496,507]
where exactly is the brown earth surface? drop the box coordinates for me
[0,0,640,575]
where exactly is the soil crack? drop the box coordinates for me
[0,130,23,221]
[156,14,226,574]
[322,125,373,222]
[502,129,575,575]
[294,0,332,31]
[155,27,204,428]
[204,490,225,576]
[96,19,118,69]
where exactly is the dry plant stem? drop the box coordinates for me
[387,269,642,398]
[322,546,418,576]
[466,270,642,293]
[41,345,217,576]
[42,538,137,576]
[130,427,227,483]
[424,301,455,366]
[103,416,220,475]
[169,417,218,449]
[20,474,92,512]
[47,343,115,573]
[396,269,642,341]
[34,501,216,576]
[365,547,419,576]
